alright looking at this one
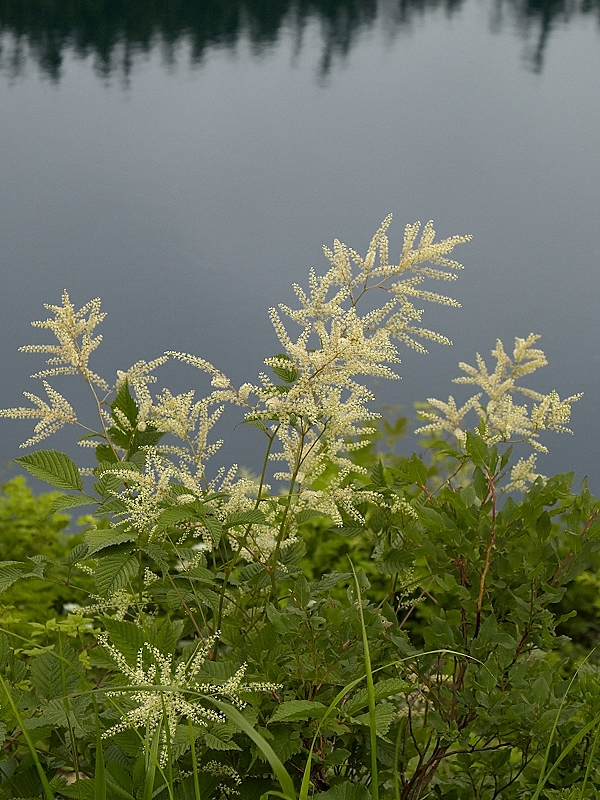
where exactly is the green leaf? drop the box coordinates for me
[101,619,147,662]
[94,553,138,596]
[405,454,427,486]
[204,516,223,547]
[85,528,136,556]
[312,572,352,592]
[318,782,370,800]
[353,703,395,736]
[345,678,412,715]
[370,461,386,488]
[269,353,299,383]
[203,730,242,751]
[38,695,93,738]
[46,493,96,516]
[464,431,491,469]
[473,466,488,501]
[15,450,83,491]
[269,700,327,723]
[112,379,139,428]
[0,561,28,593]
[224,510,267,528]
[0,633,10,670]
[332,525,364,537]
[140,544,170,571]
[30,645,82,700]
[291,576,311,608]
[66,542,88,566]
[154,505,203,536]
[54,777,97,799]
[296,509,327,524]
[129,426,164,455]
[95,444,120,464]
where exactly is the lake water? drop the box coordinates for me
[1,0,599,490]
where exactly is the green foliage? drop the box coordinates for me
[0,477,90,634]
[0,220,599,800]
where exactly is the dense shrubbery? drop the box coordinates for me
[0,217,599,800]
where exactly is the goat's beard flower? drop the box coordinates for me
[415,334,582,490]
[99,633,281,767]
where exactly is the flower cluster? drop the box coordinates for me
[21,292,108,389]
[100,633,280,766]
[0,381,77,447]
[236,217,470,527]
[415,334,582,487]
[0,218,470,552]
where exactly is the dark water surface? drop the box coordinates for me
[1,0,599,489]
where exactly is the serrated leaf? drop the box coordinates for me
[271,365,299,383]
[129,427,164,455]
[242,418,269,433]
[0,561,28,593]
[345,678,412,715]
[112,379,139,428]
[225,509,267,528]
[370,460,386,488]
[296,509,327,524]
[292,576,311,608]
[405,454,427,486]
[154,505,203,536]
[465,431,491,469]
[185,586,219,610]
[15,450,83,491]
[30,645,82,700]
[94,553,138,596]
[313,572,352,592]
[46,493,96,516]
[204,516,222,547]
[269,700,327,723]
[86,647,119,669]
[140,544,170,571]
[53,778,97,800]
[85,528,136,556]
[102,619,146,662]
[98,497,129,514]
[0,632,11,669]
[95,444,119,464]
[66,541,89,565]
[268,353,299,383]
[319,781,370,800]
[204,731,242,751]
[39,695,93,737]
[332,525,364,537]
[94,471,123,500]
[353,703,395,736]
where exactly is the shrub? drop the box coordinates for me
[0,216,598,800]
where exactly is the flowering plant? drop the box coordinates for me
[0,218,598,800]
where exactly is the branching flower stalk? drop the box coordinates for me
[0,218,471,569]
[416,334,582,491]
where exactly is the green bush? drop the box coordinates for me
[0,477,89,634]
[0,217,598,800]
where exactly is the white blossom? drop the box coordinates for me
[100,634,280,766]
[416,334,582,463]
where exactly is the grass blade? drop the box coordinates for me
[351,563,379,800]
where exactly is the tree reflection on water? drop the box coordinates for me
[0,0,598,81]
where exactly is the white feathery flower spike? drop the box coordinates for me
[416,334,582,487]
[100,633,281,766]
